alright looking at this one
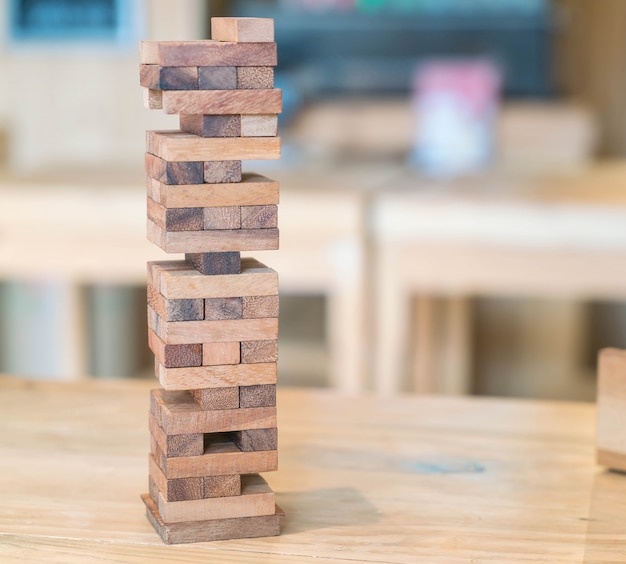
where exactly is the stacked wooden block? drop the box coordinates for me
[139,17,282,544]
[597,348,626,472]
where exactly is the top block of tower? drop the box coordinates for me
[211,18,274,43]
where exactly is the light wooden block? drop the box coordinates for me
[203,206,242,230]
[241,115,278,137]
[211,18,274,43]
[140,65,198,90]
[242,295,279,319]
[145,153,204,185]
[237,67,274,89]
[147,199,204,233]
[147,131,281,162]
[241,205,278,229]
[241,340,278,364]
[185,252,241,276]
[140,41,277,67]
[148,330,203,368]
[157,361,276,391]
[234,428,278,452]
[204,161,242,184]
[149,414,204,458]
[143,88,163,110]
[240,384,276,408]
[179,114,241,138]
[150,388,277,434]
[150,173,279,208]
[147,220,279,253]
[597,348,626,472]
[204,297,243,320]
[192,386,240,410]
[203,342,241,366]
[142,494,282,545]
[161,89,282,116]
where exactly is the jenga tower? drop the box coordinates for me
[139,18,282,544]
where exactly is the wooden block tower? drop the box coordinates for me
[597,348,626,472]
[139,17,283,544]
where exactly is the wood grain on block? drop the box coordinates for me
[139,41,277,67]
[148,221,279,253]
[149,414,204,458]
[241,115,278,137]
[151,257,277,299]
[157,361,277,391]
[237,67,274,89]
[148,330,202,368]
[145,153,204,185]
[151,388,276,434]
[185,252,241,276]
[204,161,242,184]
[211,18,274,43]
[142,494,282,544]
[597,348,626,472]
[241,205,278,229]
[140,65,198,90]
[149,455,203,502]
[234,428,278,452]
[143,88,163,110]
[150,315,279,345]
[156,474,274,524]
[198,66,237,90]
[153,173,279,208]
[203,342,241,366]
[204,297,243,320]
[192,386,239,410]
[242,295,279,319]
[203,206,241,230]
[180,114,241,138]
[147,130,281,162]
[147,285,204,322]
[240,384,276,408]
[161,89,282,116]
[147,199,204,232]
[241,340,278,364]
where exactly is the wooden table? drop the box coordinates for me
[0,376,623,563]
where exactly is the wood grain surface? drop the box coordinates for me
[211,18,275,43]
[162,89,282,115]
[157,360,277,390]
[140,41,277,67]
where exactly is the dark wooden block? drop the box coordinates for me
[202,474,241,498]
[148,330,203,368]
[150,414,204,458]
[198,66,237,90]
[234,428,277,452]
[145,153,204,185]
[165,208,204,232]
[140,65,199,90]
[239,384,276,408]
[203,206,241,230]
[192,387,240,410]
[185,252,241,275]
[204,161,242,184]
[241,205,278,229]
[204,297,243,321]
[241,340,278,364]
[179,114,241,138]
[237,67,274,89]
[242,295,279,319]
[147,285,204,321]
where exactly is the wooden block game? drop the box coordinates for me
[597,348,626,472]
[140,17,282,544]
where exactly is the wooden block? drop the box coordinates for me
[143,88,163,110]
[145,153,204,185]
[241,340,278,364]
[185,252,241,276]
[180,114,241,138]
[203,342,241,366]
[241,205,278,229]
[148,330,202,368]
[140,41,277,67]
[205,297,243,320]
[240,384,276,408]
[212,18,274,43]
[156,474,274,524]
[148,221,279,254]
[192,386,239,410]
[147,284,204,322]
[150,388,276,434]
[150,455,204,501]
[242,295,279,319]
[149,414,204,458]
[237,67,274,89]
[147,199,204,233]
[597,348,626,472]
[157,361,277,391]
[198,66,237,90]
[149,312,278,345]
[204,161,242,184]
[234,428,278,452]
[140,65,198,90]
[152,173,279,208]
[149,257,278,299]
[203,206,241,230]
[241,115,278,137]
[161,89,282,116]
[147,131,281,162]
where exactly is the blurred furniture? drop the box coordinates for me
[0,375,621,562]
[372,162,626,394]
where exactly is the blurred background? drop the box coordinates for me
[1,0,626,399]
